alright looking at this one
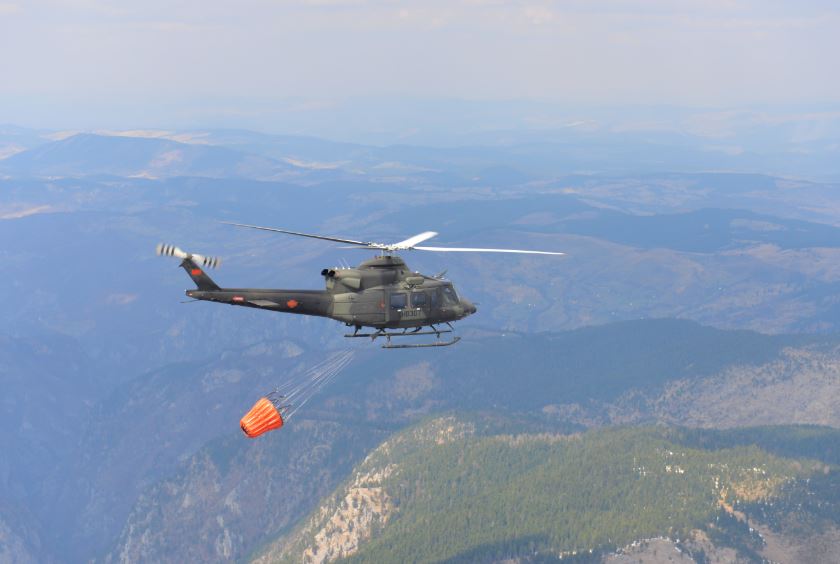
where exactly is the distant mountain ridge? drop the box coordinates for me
[6,123,840,186]
[0,133,298,179]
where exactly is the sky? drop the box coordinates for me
[0,0,838,136]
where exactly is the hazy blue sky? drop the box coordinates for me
[1,1,837,134]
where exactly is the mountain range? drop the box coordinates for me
[3,126,840,562]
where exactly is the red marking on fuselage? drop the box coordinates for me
[232,296,245,302]
[191,268,202,276]
[286,299,299,309]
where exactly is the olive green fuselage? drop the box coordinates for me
[183,255,476,330]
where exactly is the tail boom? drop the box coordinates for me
[159,243,331,318]
[186,288,332,317]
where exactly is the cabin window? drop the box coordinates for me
[411,292,427,308]
[390,292,407,310]
[429,289,440,309]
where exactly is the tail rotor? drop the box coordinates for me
[156,243,221,269]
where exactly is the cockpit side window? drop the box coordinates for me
[429,288,440,309]
[390,292,407,310]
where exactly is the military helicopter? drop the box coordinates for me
[157,223,564,348]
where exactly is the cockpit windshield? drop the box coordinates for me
[441,285,459,306]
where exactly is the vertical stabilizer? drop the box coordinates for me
[156,243,222,291]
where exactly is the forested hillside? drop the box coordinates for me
[258,417,840,563]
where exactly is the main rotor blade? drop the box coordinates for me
[414,246,565,255]
[221,222,374,247]
[392,231,438,249]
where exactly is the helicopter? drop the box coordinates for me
[157,223,564,348]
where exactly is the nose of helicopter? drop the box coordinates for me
[460,298,477,316]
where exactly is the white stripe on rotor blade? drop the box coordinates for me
[414,246,565,255]
[393,231,438,249]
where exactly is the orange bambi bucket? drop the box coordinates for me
[240,397,284,438]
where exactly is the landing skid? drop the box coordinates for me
[344,325,460,349]
[382,336,461,349]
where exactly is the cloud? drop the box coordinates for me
[0,205,54,219]
[142,21,213,33]
[301,0,372,5]
[283,157,345,169]
[105,293,139,305]
[0,3,21,15]
[0,143,25,159]
[523,5,555,25]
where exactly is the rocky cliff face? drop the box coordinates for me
[255,417,474,563]
[296,464,396,564]
[105,419,385,564]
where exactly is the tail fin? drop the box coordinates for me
[157,243,222,291]
[180,258,221,291]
